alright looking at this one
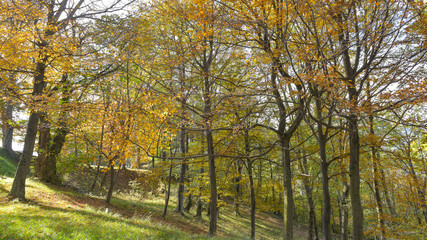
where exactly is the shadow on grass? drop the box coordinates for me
[20,182,208,236]
[0,202,188,240]
[215,206,284,240]
[1,179,283,239]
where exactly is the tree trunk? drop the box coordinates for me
[35,114,63,184]
[177,64,189,213]
[1,100,14,154]
[207,127,218,236]
[196,197,203,218]
[8,57,47,200]
[281,136,294,240]
[380,169,397,217]
[8,112,41,200]
[408,158,427,227]
[270,161,277,210]
[163,151,172,218]
[202,62,218,236]
[176,135,187,214]
[207,201,211,216]
[248,160,256,240]
[162,166,172,218]
[339,183,350,240]
[90,124,105,192]
[311,93,332,240]
[44,127,66,183]
[234,160,242,216]
[41,74,69,184]
[35,114,51,180]
[35,74,69,184]
[298,156,319,240]
[1,73,18,161]
[184,193,193,212]
[244,127,256,240]
[348,88,364,240]
[100,170,109,188]
[320,153,332,240]
[369,117,386,239]
[105,162,122,204]
[196,165,204,218]
[269,59,304,240]
[176,164,186,213]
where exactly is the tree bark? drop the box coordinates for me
[234,160,242,216]
[320,149,332,240]
[163,175,172,218]
[100,169,109,188]
[270,161,277,212]
[348,88,364,240]
[44,127,67,183]
[371,149,386,240]
[245,127,255,240]
[8,112,41,200]
[196,197,203,218]
[40,74,70,184]
[35,114,51,180]
[311,91,333,240]
[176,127,188,213]
[281,136,294,240]
[339,183,350,240]
[196,165,204,218]
[8,57,47,200]
[105,162,122,204]
[298,156,319,240]
[207,127,217,236]
[184,193,193,212]
[176,63,188,213]
[34,114,63,184]
[201,55,218,236]
[1,99,14,154]
[163,151,172,218]
[248,160,256,240]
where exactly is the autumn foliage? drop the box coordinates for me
[1,0,426,239]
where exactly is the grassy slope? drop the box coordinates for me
[0,167,309,240]
[0,178,212,240]
[0,147,18,177]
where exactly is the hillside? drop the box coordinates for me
[0,167,309,240]
[0,147,18,177]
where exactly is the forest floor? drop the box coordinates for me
[0,151,310,239]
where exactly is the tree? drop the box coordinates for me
[288,1,427,238]
[1,73,18,161]
[7,0,134,200]
[226,1,307,238]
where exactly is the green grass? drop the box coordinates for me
[0,178,216,240]
[0,147,18,177]
[0,204,205,240]
[0,168,307,240]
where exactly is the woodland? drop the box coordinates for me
[0,0,426,239]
